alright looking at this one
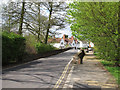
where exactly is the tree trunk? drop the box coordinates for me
[18,0,25,35]
[37,3,41,42]
[45,2,52,44]
[8,15,11,32]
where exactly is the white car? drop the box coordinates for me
[88,48,92,51]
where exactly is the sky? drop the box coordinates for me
[0,0,73,38]
[56,25,72,38]
[1,0,118,37]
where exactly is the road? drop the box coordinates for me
[2,49,78,88]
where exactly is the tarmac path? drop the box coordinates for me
[63,51,118,90]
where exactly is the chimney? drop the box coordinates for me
[53,35,55,39]
[63,34,65,41]
[71,36,74,40]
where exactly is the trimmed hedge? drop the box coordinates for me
[35,43,56,54]
[2,31,26,65]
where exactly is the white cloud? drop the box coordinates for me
[56,25,72,38]
[1,0,9,5]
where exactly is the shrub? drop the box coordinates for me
[35,43,56,54]
[24,35,37,54]
[2,31,26,65]
[24,34,38,47]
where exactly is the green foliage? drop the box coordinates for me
[2,31,26,64]
[65,35,68,38]
[2,2,21,32]
[101,60,115,66]
[24,34,57,54]
[24,34,38,54]
[67,2,120,65]
[24,34,38,47]
[101,60,120,85]
[35,43,56,54]
[93,52,98,56]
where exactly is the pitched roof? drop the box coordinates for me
[48,34,77,43]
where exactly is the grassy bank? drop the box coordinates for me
[101,60,120,86]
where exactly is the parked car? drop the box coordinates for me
[88,47,92,51]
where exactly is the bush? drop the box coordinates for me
[2,31,26,65]
[24,34,37,54]
[35,43,56,53]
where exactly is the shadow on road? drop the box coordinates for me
[73,82,101,90]
[2,59,66,87]
[2,49,78,88]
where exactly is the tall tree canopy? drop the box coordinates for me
[67,2,120,66]
[2,2,21,32]
[2,1,67,44]
[42,2,67,44]
[24,2,48,42]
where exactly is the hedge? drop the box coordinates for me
[2,31,26,65]
[35,43,56,54]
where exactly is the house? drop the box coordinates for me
[59,35,77,48]
[48,36,61,43]
[89,42,94,47]
[59,38,65,48]
[48,34,77,48]
[48,34,94,49]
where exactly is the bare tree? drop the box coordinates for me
[42,2,67,44]
[18,0,25,35]
[24,2,48,42]
[2,1,21,32]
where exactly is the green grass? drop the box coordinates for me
[94,52,98,56]
[101,60,120,86]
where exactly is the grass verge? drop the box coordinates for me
[101,60,120,87]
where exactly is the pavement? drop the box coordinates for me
[63,51,118,90]
[2,49,78,88]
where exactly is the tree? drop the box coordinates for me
[24,2,48,42]
[42,2,67,44]
[2,1,68,43]
[2,1,21,32]
[18,0,25,35]
[67,2,119,66]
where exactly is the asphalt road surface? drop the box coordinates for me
[2,49,78,88]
